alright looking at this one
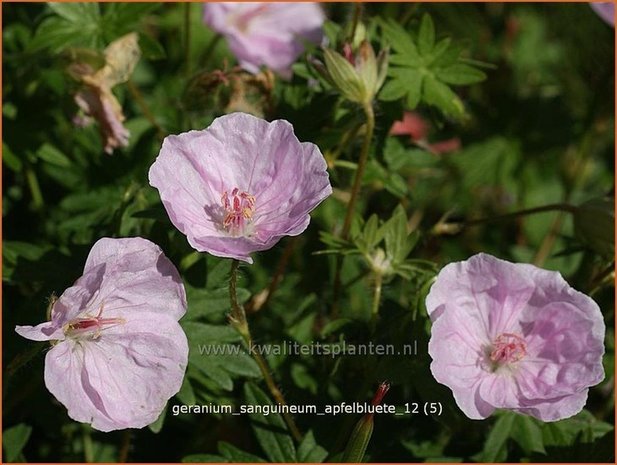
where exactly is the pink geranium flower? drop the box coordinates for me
[15,238,188,432]
[203,2,325,79]
[426,253,605,421]
[149,112,332,264]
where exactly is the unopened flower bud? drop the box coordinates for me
[342,381,390,462]
[320,40,388,105]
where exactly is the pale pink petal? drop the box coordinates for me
[15,322,64,342]
[149,112,332,263]
[45,312,187,432]
[426,253,606,422]
[16,237,189,432]
[203,3,324,78]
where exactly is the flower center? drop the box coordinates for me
[221,187,256,236]
[63,303,125,340]
[489,333,527,364]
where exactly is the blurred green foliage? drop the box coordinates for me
[3,2,614,463]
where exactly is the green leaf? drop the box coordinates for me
[48,2,100,23]
[176,377,196,405]
[297,430,328,463]
[510,415,545,455]
[418,14,435,56]
[102,2,159,27]
[217,441,267,463]
[362,214,383,251]
[479,412,515,462]
[384,205,409,263]
[320,318,354,338]
[542,410,614,447]
[378,78,409,102]
[183,322,261,390]
[3,424,33,462]
[206,258,232,289]
[379,19,421,65]
[185,285,251,320]
[2,143,22,172]
[432,43,464,68]
[422,75,464,117]
[291,363,318,395]
[404,76,425,109]
[388,68,423,109]
[30,17,92,51]
[384,172,408,198]
[427,37,452,65]
[148,404,167,434]
[244,382,297,462]
[139,33,166,60]
[435,63,487,85]
[35,143,71,168]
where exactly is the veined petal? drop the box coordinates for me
[426,253,606,422]
[45,313,188,432]
[149,113,332,263]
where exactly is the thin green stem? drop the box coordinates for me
[332,103,376,316]
[127,80,166,138]
[117,430,131,462]
[341,103,375,240]
[588,263,615,297]
[246,237,297,313]
[533,213,565,267]
[82,425,94,463]
[228,260,302,442]
[199,34,222,67]
[434,203,578,235]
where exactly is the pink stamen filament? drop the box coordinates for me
[221,188,255,235]
[64,304,125,338]
[490,332,527,364]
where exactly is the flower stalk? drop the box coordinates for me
[333,102,375,314]
[228,260,302,442]
[432,202,578,235]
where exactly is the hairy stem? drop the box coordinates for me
[228,260,302,442]
[341,103,375,239]
[332,103,376,315]
[246,237,297,313]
